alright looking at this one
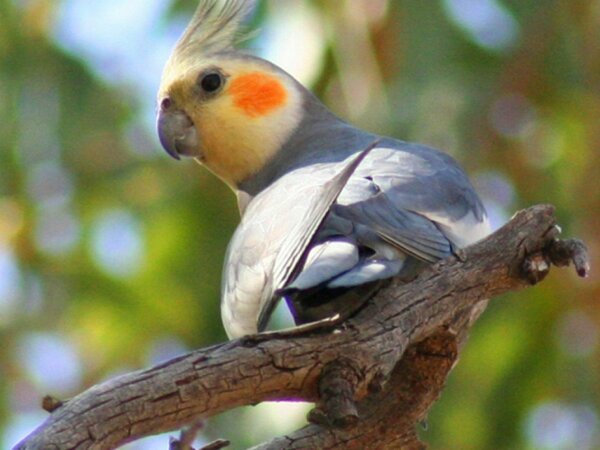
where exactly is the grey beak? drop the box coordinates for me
[157,109,200,160]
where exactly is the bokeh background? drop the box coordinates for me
[1,0,599,448]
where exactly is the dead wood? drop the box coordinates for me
[14,204,589,450]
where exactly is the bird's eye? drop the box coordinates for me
[200,72,223,93]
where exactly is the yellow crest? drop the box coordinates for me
[161,0,256,89]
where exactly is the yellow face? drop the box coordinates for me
[157,57,303,188]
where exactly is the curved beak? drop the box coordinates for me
[157,109,201,160]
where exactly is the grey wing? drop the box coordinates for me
[336,143,491,256]
[360,142,490,247]
[282,143,491,309]
[221,144,375,339]
[331,189,452,263]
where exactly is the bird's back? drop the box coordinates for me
[222,138,491,338]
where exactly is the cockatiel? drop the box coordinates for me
[157,0,491,339]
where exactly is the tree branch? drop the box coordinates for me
[14,205,589,450]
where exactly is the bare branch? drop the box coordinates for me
[14,205,589,450]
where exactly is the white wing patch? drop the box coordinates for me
[286,239,359,291]
[328,258,405,288]
[425,211,492,248]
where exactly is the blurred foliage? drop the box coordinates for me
[1,0,599,449]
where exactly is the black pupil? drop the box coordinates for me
[201,73,222,92]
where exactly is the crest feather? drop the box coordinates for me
[164,0,255,79]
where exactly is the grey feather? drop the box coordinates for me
[220,142,377,338]
[285,238,359,291]
[256,142,378,331]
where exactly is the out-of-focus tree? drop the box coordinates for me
[0,1,598,449]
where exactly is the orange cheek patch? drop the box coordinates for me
[229,72,288,118]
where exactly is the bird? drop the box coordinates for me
[156,0,492,339]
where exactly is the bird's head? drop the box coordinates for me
[157,0,304,188]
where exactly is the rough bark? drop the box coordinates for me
[14,204,589,450]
